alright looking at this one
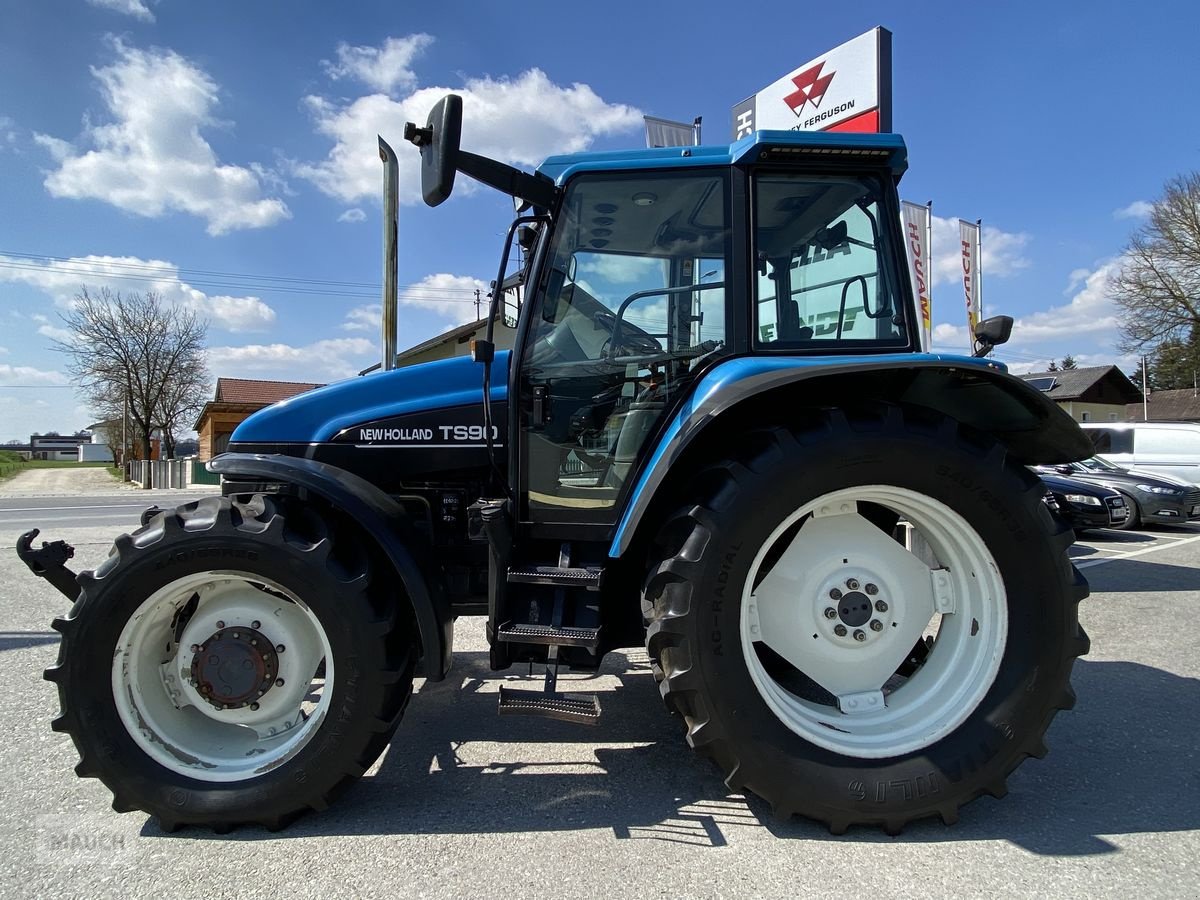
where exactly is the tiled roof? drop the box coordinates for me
[214,378,323,404]
[1019,365,1140,402]
[1127,388,1200,422]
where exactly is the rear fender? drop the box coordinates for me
[208,453,453,681]
[610,355,1093,557]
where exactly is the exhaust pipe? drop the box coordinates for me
[378,135,398,371]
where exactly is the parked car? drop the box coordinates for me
[1081,422,1200,487]
[1037,472,1128,531]
[1035,456,1200,529]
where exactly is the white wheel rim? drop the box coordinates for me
[112,570,333,782]
[740,485,1008,759]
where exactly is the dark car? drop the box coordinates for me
[1036,455,1200,530]
[1037,472,1128,531]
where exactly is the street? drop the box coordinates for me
[0,482,1196,899]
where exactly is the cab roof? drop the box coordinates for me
[537,129,908,185]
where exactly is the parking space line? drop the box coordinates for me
[1076,532,1200,569]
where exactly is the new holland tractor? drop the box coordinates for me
[20,94,1093,835]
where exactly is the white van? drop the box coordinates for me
[1081,422,1200,487]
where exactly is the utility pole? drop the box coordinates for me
[1142,354,1149,421]
[475,289,482,321]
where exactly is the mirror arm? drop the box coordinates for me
[458,151,558,211]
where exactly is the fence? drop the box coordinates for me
[126,458,192,489]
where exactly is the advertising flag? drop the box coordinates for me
[900,201,932,351]
[959,219,981,337]
[644,116,699,148]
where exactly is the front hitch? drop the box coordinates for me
[16,529,80,602]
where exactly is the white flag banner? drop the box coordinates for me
[644,116,697,148]
[900,201,932,351]
[959,219,981,337]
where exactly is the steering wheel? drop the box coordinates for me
[594,310,662,358]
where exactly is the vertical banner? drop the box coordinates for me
[959,219,981,337]
[900,200,933,351]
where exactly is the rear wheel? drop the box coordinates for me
[643,405,1089,833]
[45,496,417,831]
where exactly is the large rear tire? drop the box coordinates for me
[44,495,417,831]
[643,404,1089,834]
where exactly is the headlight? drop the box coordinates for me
[1065,494,1102,506]
[1136,484,1182,495]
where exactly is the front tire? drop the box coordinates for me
[44,496,417,831]
[643,405,1089,834]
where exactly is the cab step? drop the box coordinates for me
[506,565,602,590]
[497,686,601,725]
[496,622,601,651]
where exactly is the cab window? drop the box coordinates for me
[754,174,906,348]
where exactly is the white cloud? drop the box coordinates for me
[31,314,73,342]
[39,41,289,235]
[399,273,489,324]
[322,35,432,95]
[576,255,665,285]
[929,215,1030,287]
[0,346,7,355]
[296,38,642,206]
[341,304,379,331]
[1114,200,1153,220]
[32,132,72,161]
[0,363,69,385]
[337,208,367,223]
[85,0,155,21]
[0,253,276,332]
[207,337,374,380]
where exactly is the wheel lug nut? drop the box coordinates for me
[875,599,888,613]
[823,607,837,619]
[846,578,860,590]
[834,624,847,637]
[870,619,883,632]
[853,630,866,642]
[829,588,843,601]
[275,678,285,687]
[216,621,225,629]
[249,703,260,711]
[251,620,261,629]
[276,644,286,653]
[865,583,878,595]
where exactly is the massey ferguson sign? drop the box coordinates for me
[732,28,892,138]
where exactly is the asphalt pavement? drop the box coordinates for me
[0,485,1196,899]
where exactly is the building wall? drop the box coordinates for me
[1063,401,1126,424]
[79,443,114,463]
[198,410,259,460]
[396,322,517,369]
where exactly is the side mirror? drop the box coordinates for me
[403,94,462,207]
[972,315,1013,357]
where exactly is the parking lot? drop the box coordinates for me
[0,495,1196,899]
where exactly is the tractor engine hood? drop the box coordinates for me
[230,352,510,445]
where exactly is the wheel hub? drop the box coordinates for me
[190,627,277,709]
[837,591,872,627]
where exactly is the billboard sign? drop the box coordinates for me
[732,27,892,139]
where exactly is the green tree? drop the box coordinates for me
[1060,354,1078,370]
[1149,328,1200,389]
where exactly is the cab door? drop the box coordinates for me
[514,170,732,531]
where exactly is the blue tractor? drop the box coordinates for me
[25,95,1092,834]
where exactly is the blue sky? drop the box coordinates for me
[1,0,1197,441]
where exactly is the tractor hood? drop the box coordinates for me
[231,352,510,445]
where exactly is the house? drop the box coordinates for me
[395,317,517,368]
[1018,366,1142,423]
[193,378,323,460]
[1126,388,1200,423]
[29,432,94,461]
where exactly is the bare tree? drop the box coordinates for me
[156,355,210,459]
[53,288,208,483]
[1111,172,1200,353]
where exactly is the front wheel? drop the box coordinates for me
[45,496,417,831]
[643,405,1089,834]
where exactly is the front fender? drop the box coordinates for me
[208,452,453,681]
[610,354,1093,557]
